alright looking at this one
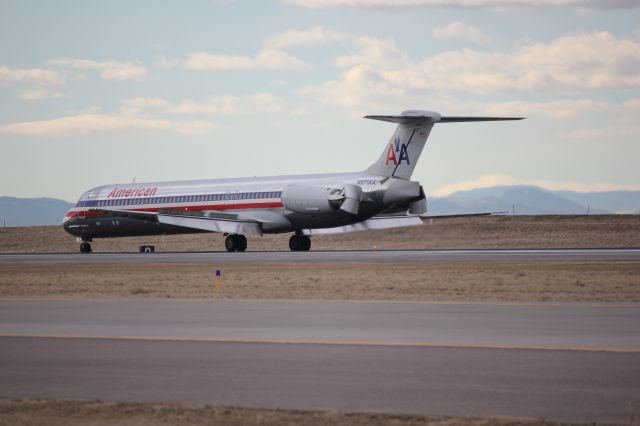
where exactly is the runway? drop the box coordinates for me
[1,299,639,350]
[1,247,639,264]
[1,299,639,424]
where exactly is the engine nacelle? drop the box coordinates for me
[281,184,363,215]
[339,184,362,215]
[409,198,427,215]
[282,186,342,215]
[409,185,427,215]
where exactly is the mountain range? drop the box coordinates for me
[1,186,638,227]
[427,186,639,216]
[0,197,74,227]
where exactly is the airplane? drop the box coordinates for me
[63,110,522,253]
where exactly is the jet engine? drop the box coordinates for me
[282,184,363,215]
[409,186,427,215]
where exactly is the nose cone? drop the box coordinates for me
[62,210,72,224]
[62,210,81,236]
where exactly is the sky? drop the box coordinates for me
[0,0,639,202]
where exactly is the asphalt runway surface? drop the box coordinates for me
[2,299,639,350]
[1,248,639,264]
[1,300,639,424]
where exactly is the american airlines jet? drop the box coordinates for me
[63,110,521,253]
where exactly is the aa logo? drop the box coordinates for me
[385,136,410,166]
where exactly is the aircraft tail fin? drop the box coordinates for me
[365,110,523,180]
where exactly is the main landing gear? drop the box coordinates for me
[224,233,310,252]
[225,234,247,252]
[79,241,92,253]
[289,234,311,252]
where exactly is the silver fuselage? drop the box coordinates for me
[63,171,420,240]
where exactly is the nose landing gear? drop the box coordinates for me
[79,241,92,253]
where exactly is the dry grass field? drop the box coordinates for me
[1,261,638,302]
[1,215,639,253]
[0,399,572,426]
[0,215,639,302]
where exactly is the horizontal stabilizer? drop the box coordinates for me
[439,116,524,122]
[365,110,441,124]
[365,112,524,124]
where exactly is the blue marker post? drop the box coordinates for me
[214,269,222,300]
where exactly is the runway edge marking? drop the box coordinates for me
[1,333,638,353]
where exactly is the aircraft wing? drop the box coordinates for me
[303,214,423,235]
[88,208,263,235]
[89,208,158,221]
[421,212,508,219]
[302,211,508,235]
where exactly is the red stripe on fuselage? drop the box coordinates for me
[65,201,284,218]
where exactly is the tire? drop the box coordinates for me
[289,235,299,251]
[225,235,237,252]
[237,235,247,252]
[80,242,91,253]
[301,235,311,251]
[225,235,247,252]
[289,235,310,251]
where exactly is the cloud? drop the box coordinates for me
[333,37,411,69]
[174,26,347,72]
[299,65,405,108]
[559,122,640,140]
[623,99,640,109]
[432,21,492,44]
[558,128,605,140]
[119,97,171,114]
[18,88,63,101]
[0,91,304,137]
[301,31,640,109]
[430,173,640,197]
[0,65,65,100]
[115,93,298,117]
[263,26,345,50]
[485,99,609,119]
[185,50,307,71]
[0,65,65,86]
[166,95,242,115]
[46,58,148,81]
[285,0,640,10]
[122,97,171,109]
[0,113,214,137]
[431,174,519,197]
[165,93,288,115]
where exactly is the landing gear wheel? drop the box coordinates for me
[79,241,92,253]
[289,235,311,251]
[225,234,247,252]
[237,235,247,252]
[225,235,236,252]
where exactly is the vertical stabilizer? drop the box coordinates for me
[365,110,523,179]
[365,110,440,180]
